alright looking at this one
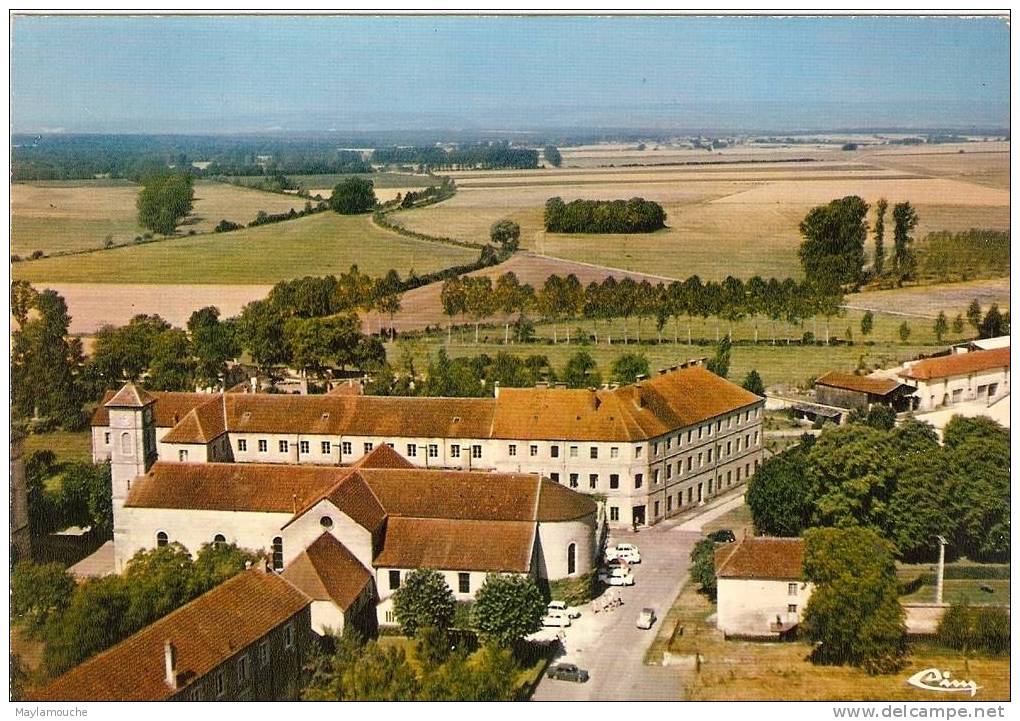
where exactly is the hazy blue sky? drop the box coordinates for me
[11,14,1010,134]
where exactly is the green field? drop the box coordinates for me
[22,431,92,493]
[390,336,936,391]
[12,212,479,285]
[285,172,439,190]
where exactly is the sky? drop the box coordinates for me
[10,14,1011,134]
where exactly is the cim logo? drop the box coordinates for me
[906,668,981,697]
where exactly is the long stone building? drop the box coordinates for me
[92,362,765,532]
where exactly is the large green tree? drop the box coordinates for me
[137,173,194,235]
[543,145,563,167]
[561,350,601,389]
[873,198,887,276]
[689,538,719,599]
[490,218,521,252]
[611,353,650,384]
[392,569,456,637]
[10,562,76,638]
[188,306,239,388]
[329,177,377,214]
[802,527,908,675]
[891,201,919,281]
[798,195,869,288]
[471,573,545,647]
[746,445,813,537]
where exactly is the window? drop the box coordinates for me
[745,411,750,422]
[727,470,732,487]
[707,449,713,463]
[687,488,693,504]
[697,484,703,502]
[320,516,333,529]
[746,463,751,478]
[590,447,598,459]
[667,496,673,512]
[471,445,482,459]
[666,437,672,450]
[610,447,619,459]
[178,449,188,462]
[652,469,660,484]
[589,473,598,490]
[687,457,693,472]
[610,506,619,522]
[726,441,732,456]
[258,439,268,453]
[387,443,395,449]
[364,442,374,453]
[708,424,713,436]
[754,431,759,446]
[550,472,559,483]
[213,533,226,547]
[104,432,111,445]
[279,440,289,453]
[451,445,461,458]
[458,572,471,594]
[215,670,226,697]
[385,611,395,624]
[788,604,798,614]
[550,445,559,458]
[736,467,742,482]
[238,438,247,452]
[698,426,703,439]
[708,478,713,494]
[653,442,659,456]
[237,654,250,683]
[665,465,672,480]
[259,640,270,667]
[687,430,693,443]
[678,492,683,507]
[508,444,517,457]
[389,570,401,590]
[610,474,619,489]
[342,441,352,455]
[716,421,722,433]
[156,531,168,547]
[634,473,643,489]
[272,537,283,571]
[530,445,539,457]
[788,583,798,596]
[677,461,683,477]
[728,416,733,429]
[428,444,438,458]
[567,543,576,575]
[698,452,703,467]
[321,441,331,454]
[569,446,578,458]
[120,432,132,455]
[634,446,642,459]
[654,501,660,517]
[735,437,741,452]
[406,444,417,457]
[284,622,295,650]
[569,473,579,488]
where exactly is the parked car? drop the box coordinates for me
[542,611,572,628]
[598,567,635,586]
[707,529,736,543]
[636,608,657,629]
[546,663,590,683]
[605,543,642,564]
[547,600,581,619]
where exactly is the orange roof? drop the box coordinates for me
[104,382,155,408]
[815,372,904,396]
[161,396,227,444]
[92,365,761,444]
[125,462,349,514]
[715,537,804,580]
[899,347,1010,381]
[91,390,225,427]
[281,534,373,610]
[374,517,535,573]
[28,570,309,701]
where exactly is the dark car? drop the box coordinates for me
[707,529,736,543]
[546,663,590,683]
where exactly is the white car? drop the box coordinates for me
[542,611,572,628]
[605,543,642,564]
[636,608,657,630]
[598,567,635,586]
[547,600,581,619]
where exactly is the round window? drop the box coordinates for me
[320,516,334,529]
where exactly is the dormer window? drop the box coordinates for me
[452,416,461,423]
[242,412,251,420]
[321,412,330,420]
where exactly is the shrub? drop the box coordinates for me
[936,603,1010,656]
[546,572,595,606]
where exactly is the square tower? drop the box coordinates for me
[104,383,157,508]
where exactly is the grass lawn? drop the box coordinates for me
[654,583,1009,701]
[23,431,93,492]
[901,580,1010,607]
[392,335,937,391]
[13,211,479,285]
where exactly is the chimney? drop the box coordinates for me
[164,641,178,690]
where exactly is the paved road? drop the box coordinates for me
[532,494,744,701]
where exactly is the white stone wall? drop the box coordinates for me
[904,367,1010,412]
[716,578,815,637]
[281,500,375,569]
[535,517,597,581]
[309,600,346,636]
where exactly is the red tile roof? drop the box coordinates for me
[27,570,309,702]
[899,347,1010,381]
[91,390,224,428]
[104,382,155,408]
[374,517,535,573]
[715,537,805,580]
[815,371,905,396]
[160,396,228,444]
[281,533,373,610]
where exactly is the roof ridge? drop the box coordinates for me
[532,475,542,522]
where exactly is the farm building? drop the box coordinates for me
[898,347,1010,412]
[92,363,765,531]
[714,537,812,639]
[28,569,313,702]
[952,335,1010,354]
[813,371,916,413]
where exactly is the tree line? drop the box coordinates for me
[543,196,666,233]
[746,415,1010,563]
[371,142,539,170]
[440,271,851,346]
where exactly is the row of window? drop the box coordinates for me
[607,460,760,522]
[652,407,760,457]
[156,532,285,572]
[651,433,759,484]
[236,439,334,455]
[186,622,295,701]
[388,569,473,594]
